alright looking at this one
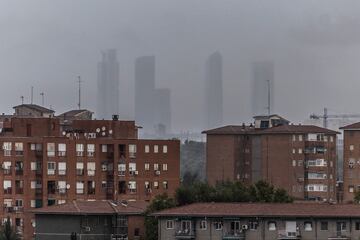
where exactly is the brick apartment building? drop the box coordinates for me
[203,115,338,202]
[0,104,180,239]
[340,122,360,203]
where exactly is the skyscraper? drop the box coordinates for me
[135,56,172,136]
[205,52,223,129]
[252,61,274,116]
[135,56,156,132]
[97,49,119,119]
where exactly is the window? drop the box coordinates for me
[298,160,303,167]
[47,143,55,157]
[118,163,126,176]
[163,145,168,153]
[163,181,168,189]
[31,181,36,189]
[30,200,36,208]
[349,185,354,193]
[129,163,136,173]
[249,221,258,230]
[199,220,207,230]
[355,222,360,231]
[304,222,312,231]
[330,136,334,142]
[145,163,150,171]
[298,135,303,141]
[58,181,66,194]
[337,222,346,232]
[58,162,66,175]
[145,145,150,153]
[3,180,11,194]
[76,162,84,175]
[129,144,137,158]
[128,181,137,193]
[166,220,174,229]
[292,160,296,167]
[4,199,12,208]
[15,143,23,155]
[292,148,296,154]
[2,161,11,175]
[154,145,159,153]
[268,222,276,231]
[320,222,328,231]
[76,144,84,156]
[3,142,12,156]
[47,162,56,175]
[87,162,96,176]
[154,164,159,171]
[292,135,296,141]
[214,221,223,230]
[163,164,168,171]
[145,181,151,189]
[350,145,355,151]
[31,162,37,171]
[154,181,159,189]
[298,148,303,154]
[58,143,66,156]
[101,145,107,153]
[87,144,95,157]
[76,181,84,194]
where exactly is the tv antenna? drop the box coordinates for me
[77,76,81,110]
[266,79,271,115]
[20,96,24,105]
[30,86,34,104]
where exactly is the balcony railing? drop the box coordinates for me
[4,188,12,194]
[15,188,24,194]
[15,169,23,176]
[277,230,301,240]
[175,229,196,239]
[3,168,12,175]
[222,231,245,240]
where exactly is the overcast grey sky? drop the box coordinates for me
[1,0,360,132]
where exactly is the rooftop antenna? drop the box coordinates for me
[266,79,271,115]
[20,96,24,105]
[31,86,34,104]
[77,76,81,110]
[40,92,45,106]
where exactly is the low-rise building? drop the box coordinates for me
[33,200,148,240]
[154,202,360,240]
[203,115,338,201]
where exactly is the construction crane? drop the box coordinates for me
[310,108,360,128]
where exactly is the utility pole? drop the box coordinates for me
[77,76,81,110]
[40,92,45,106]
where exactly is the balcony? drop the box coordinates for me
[13,206,24,212]
[15,188,24,194]
[278,230,301,240]
[175,229,196,239]
[87,188,95,195]
[3,168,12,175]
[4,188,12,194]
[3,206,13,213]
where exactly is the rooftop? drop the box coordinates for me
[13,104,54,114]
[57,109,92,118]
[153,202,360,218]
[203,124,339,135]
[32,200,148,215]
[340,122,360,130]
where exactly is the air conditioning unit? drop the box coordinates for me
[102,165,108,171]
[242,224,248,230]
[147,188,152,193]
[134,171,139,175]
[155,170,161,176]
[349,159,355,168]
[84,226,91,232]
[13,207,19,211]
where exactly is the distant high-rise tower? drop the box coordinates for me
[97,49,119,119]
[135,56,172,135]
[252,61,274,116]
[205,52,223,129]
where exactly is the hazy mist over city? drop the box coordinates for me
[2,0,360,133]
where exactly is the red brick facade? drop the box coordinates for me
[0,117,180,239]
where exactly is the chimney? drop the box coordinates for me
[112,115,119,121]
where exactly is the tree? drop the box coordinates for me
[145,194,176,240]
[0,217,20,240]
[354,191,360,203]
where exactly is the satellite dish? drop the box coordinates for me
[62,131,66,136]
[66,184,70,189]
[66,133,71,137]
[102,126,106,131]
[102,132,106,136]
[109,130,113,134]
[96,128,100,133]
